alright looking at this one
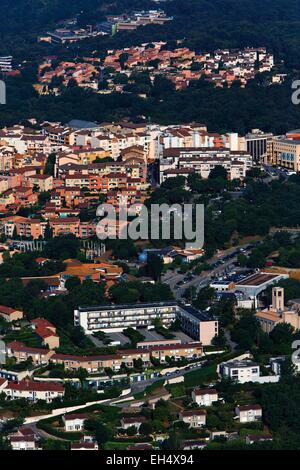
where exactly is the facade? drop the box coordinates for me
[179,410,206,428]
[150,343,203,362]
[10,436,38,451]
[219,359,260,384]
[0,305,23,322]
[6,341,54,365]
[2,380,65,402]
[267,138,300,171]
[192,388,219,407]
[245,129,273,163]
[176,305,218,346]
[74,302,218,345]
[63,414,87,432]
[160,147,252,183]
[235,405,262,423]
[121,416,146,431]
[31,318,60,349]
[51,349,150,372]
[74,302,178,333]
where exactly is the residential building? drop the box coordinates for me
[120,416,146,431]
[71,441,99,450]
[31,318,60,349]
[219,359,261,383]
[74,301,178,333]
[6,341,54,365]
[191,388,219,406]
[63,414,87,432]
[176,305,218,346]
[179,410,206,428]
[235,405,262,423]
[3,380,65,402]
[0,305,23,322]
[150,342,203,362]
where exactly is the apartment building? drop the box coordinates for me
[219,359,261,384]
[50,349,150,372]
[150,342,203,362]
[176,305,218,346]
[74,302,178,333]
[179,410,207,428]
[160,147,252,183]
[192,388,219,406]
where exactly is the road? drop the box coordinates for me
[162,243,255,300]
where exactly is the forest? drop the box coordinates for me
[1,0,300,131]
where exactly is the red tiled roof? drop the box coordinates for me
[7,380,64,393]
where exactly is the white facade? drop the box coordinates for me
[179,411,206,428]
[192,388,219,406]
[235,405,262,423]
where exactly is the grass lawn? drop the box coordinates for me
[104,441,136,450]
[184,363,218,388]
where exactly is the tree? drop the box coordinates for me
[209,166,228,180]
[44,222,53,240]
[146,254,164,281]
[139,422,153,435]
[65,276,81,291]
[45,153,56,176]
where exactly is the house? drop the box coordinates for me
[0,305,23,322]
[182,440,208,450]
[120,416,146,431]
[6,341,54,365]
[246,434,273,445]
[9,426,39,451]
[31,318,60,350]
[63,414,87,432]
[9,435,38,451]
[191,388,219,406]
[71,441,98,450]
[218,355,280,384]
[127,443,153,450]
[179,410,206,428]
[219,359,260,384]
[235,405,262,423]
[3,380,65,402]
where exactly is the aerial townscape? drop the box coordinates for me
[1,0,300,458]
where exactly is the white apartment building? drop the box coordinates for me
[219,359,260,383]
[74,302,178,333]
[160,148,252,183]
[192,388,219,406]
